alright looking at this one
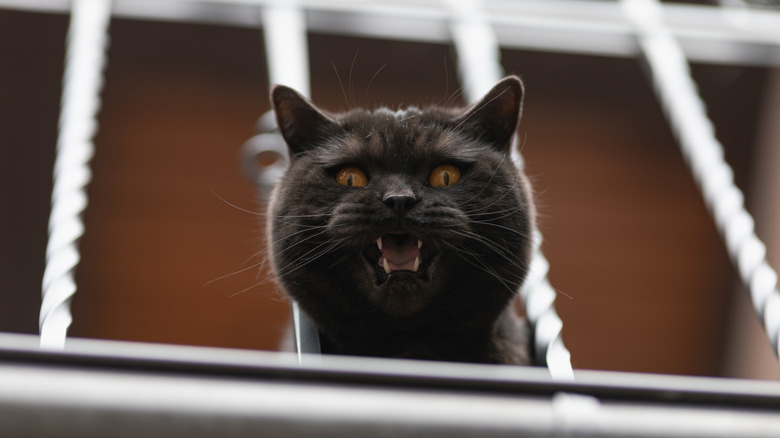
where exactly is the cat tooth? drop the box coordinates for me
[413,257,420,273]
[417,239,423,249]
[376,237,383,251]
[383,258,391,274]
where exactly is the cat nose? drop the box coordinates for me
[383,193,417,218]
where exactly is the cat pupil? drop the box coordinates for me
[347,174,353,187]
[443,172,450,186]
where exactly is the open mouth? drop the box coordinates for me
[366,232,433,284]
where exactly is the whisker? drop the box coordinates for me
[444,86,465,107]
[453,87,512,132]
[348,49,359,107]
[209,187,263,217]
[237,238,344,293]
[461,174,522,215]
[469,205,527,220]
[275,237,349,280]
[270,224,346,261]
[457,154,507,206]
[327,248,355,269]
[332,60,349,110]
[517,132,529,156]
[470,219,530,237]
[449,229,527,272]
[442,240,520,295]
[449,229,524,268]
[364,63,387,102]
[203,259,266,288]
[227,277,281,299]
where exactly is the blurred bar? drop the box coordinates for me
[727,68,780,379]
[2,332,780,437]
[1,0,780,66]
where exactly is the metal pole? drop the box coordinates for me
[3,1,780,66]
[446,0,574,380]
[622,0,780,357]
[40,0,112,349]
[258,1,319,362]
[3,333,780,437]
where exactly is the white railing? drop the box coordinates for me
[39,0,112,349]
[4,0,780,385]
[3,0,780,66]
[4,0,780,435]
[3,332,780,437]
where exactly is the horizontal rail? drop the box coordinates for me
[1,333,780,437]
[2,0,780,66]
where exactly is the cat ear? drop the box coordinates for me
[271,85,339,158]
[454,76,524,152]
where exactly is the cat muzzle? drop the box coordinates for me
[367,232,433,284]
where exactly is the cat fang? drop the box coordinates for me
[371,233,428,283]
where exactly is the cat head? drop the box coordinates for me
[268,77,533,338]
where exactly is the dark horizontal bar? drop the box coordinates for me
[1,333,780,437]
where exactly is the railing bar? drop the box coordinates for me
[446,0,574,380]
[3,1,780,66]
[40,0,112,349]
[622,0,780,358]
[259,1,318,363]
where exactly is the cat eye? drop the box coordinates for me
[429,164,462,187]
[335,166,368,188]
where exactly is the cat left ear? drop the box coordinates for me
[454,76,524,153]
[271,85,339,158]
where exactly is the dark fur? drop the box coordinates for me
[268,76,534,365]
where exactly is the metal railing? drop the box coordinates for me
[2,332,780,437]
[2,0,780,435]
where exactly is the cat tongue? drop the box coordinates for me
[379,235,421,272]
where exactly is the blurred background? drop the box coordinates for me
[1,0,780,379]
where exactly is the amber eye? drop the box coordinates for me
[429,164,462,187]
[335,166,368,187]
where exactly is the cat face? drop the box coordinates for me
[268,77,533,335]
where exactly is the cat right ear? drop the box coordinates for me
[454,76,524,153]
[271,85,338,158]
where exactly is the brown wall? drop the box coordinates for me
[0,9,772,377]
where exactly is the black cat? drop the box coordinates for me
[268,76,534,365]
